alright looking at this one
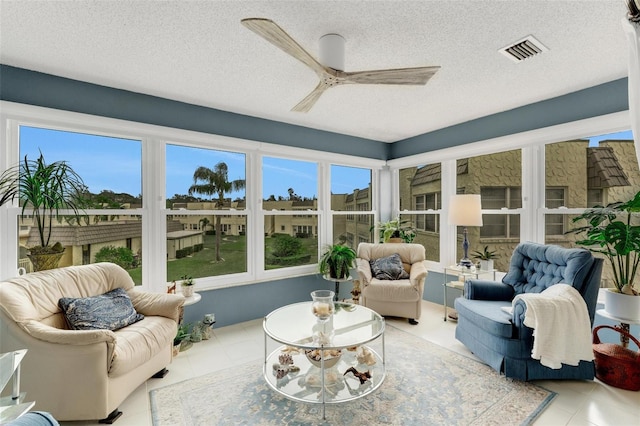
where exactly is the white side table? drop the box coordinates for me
[183,292,202,307]
[596,309,640,348]
[0,349,35,424]
[443,266,497,321]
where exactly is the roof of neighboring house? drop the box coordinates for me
[166,230,203,240]
[411,159,468,185]
[587,147,631,188]
[26,221,142,247]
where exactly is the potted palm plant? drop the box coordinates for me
[0,152,86,271]
[472,246,498,271]
[319,244,357,279]
[567,190,640,320]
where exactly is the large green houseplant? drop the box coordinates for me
[0,153,86,271]
[319,244,357,279]
[372,216,416,243]
[566,190,640,297]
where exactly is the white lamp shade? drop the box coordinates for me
[448,194,483,226]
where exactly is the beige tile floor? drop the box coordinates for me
[61,300,639,426]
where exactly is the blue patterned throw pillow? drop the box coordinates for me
[369,253,410,280]
[59,288,144,331]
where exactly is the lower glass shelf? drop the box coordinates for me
[263,344,385,404]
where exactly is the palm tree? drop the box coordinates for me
[188,162,245,261]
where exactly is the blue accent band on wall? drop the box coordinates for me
[390,78,629,159]
[0,65,389,160]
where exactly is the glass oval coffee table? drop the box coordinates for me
[263,301,385,420]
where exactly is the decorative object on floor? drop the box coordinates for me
[180,275,195,298]
[149,326,555,425]
[241,18,439,113]
[448,194,483,268]
[567,190,640,320]
[592,325,640,391]
[192,314,216,340]
[173,323,191,357]
[0,152,87,271]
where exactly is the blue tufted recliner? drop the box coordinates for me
[454,242,603,381]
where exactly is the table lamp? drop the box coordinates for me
[448,194,483,267]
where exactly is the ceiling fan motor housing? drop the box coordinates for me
[319,33,345,71]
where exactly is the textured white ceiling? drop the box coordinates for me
[0,0,630,142]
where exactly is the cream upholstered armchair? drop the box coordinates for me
[356,243,427,324]
[0,263,184,423]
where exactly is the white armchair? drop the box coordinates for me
[356,243,427,324]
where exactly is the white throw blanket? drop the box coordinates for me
[513,284,594,369]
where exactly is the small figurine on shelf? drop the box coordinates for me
[167,281,176,294]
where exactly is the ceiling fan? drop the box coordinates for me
[241,18,440,113]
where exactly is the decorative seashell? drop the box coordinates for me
[356,347,376,366]
[279,353,293,365]
[275,367,288,379]
[282,346,301,354]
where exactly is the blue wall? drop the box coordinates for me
[390,78,629,159]
[0,65,389,160]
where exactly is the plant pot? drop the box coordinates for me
[182,285,195,298]
[604,288,640,321]
[172,343,181,357]
[480,259,494,271]
[27,251,65,272]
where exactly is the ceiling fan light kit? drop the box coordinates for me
[319,33,346,71]
[241,18,440,112]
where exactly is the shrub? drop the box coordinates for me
[271,234,302,257]
[95,245,135,269]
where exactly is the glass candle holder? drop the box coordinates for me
[311,290,335,322]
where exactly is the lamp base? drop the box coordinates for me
[458,258,473,268]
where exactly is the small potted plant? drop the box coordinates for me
[472,246,498,271]
[319,244,357,279]
[372,216,416,243]
[180,275,196,297]
[0,152,87,271]
[173,323,191,357]
[566,190,640,320]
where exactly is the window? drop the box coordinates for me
[480,187,521,239]
[398,163,442,262]
[545,187,566,236]
[18,126,143,282]
[166,145,247,281]
[331,165,372,248]
[263,157,318,270]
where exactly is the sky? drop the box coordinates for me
[18,126,372,200]
[18,126,635,200]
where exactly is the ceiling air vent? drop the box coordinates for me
[499,35,548,63]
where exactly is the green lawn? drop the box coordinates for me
[127,234,318,285]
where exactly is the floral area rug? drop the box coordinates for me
[150,326,555,425]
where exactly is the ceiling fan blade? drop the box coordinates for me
[291,82,328,113]
[341,66,441,85]
[241,18,327,76]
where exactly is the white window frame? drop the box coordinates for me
[387,111,631,271]
[0,101,385,290]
